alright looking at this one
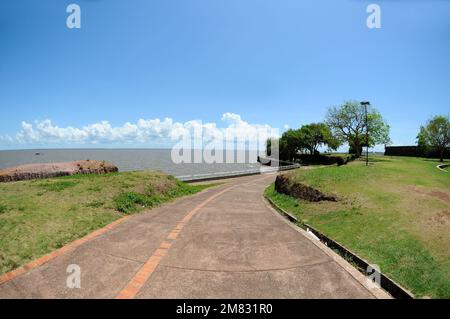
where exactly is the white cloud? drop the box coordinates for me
[1,113,279,147]
[221,112,243,124]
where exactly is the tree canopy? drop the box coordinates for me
[416,115,450,162]
[326,100,390,157]
[279,129,303,162]
[265,100,391,162]
[265,123,340,162]
[297,123,340,155]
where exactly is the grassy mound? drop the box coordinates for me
[0,171,212,275]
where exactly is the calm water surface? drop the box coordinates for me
[0,149,262,180]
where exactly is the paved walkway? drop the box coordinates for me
[0,173,389,299]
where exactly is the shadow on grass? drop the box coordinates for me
[422,158,449,163]
[356,157,392,163]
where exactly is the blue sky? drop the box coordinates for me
[0,0,449,150]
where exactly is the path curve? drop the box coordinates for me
[0,173,390,299]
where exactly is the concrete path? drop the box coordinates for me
[0,173,389,299]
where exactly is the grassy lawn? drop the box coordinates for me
[265,156,450,298]
[0,171,212,275]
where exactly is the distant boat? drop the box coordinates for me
[35,152,41,156]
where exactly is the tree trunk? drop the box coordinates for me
[355,142,361,158]
[440,148,444,162]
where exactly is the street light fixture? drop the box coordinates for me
[360,101,370,166]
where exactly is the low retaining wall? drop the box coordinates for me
[181,164,301,183]
[265,195,414,299]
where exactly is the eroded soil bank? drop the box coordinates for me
[0,160,118,182]
[274,174,337,202]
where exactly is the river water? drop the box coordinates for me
[0,149,263,180]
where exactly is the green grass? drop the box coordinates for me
[37,180,78,192]
[113,179,206,214]
[266,156,450,298]
[0,171,213,275]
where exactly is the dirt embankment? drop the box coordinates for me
[0,160,118,183]
[275,174,337,202]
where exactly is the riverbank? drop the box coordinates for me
[0,149,263,179]
[0,160,118,182]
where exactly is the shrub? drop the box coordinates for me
[114,192,163,214]
[336,157,346,166]
[0,204,8,214]
[297,154,331,165]
[297,154,341,165]
[297,154,356,166]
[115,192,145,213]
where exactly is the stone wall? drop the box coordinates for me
[384,146,450,158]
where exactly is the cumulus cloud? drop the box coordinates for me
[1,113,279,147]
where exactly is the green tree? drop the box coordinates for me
[416,126,429,153]
[266,124,340,162]
[326,101,390,157]
[297,123,340,154]
[279,129,303,162]
[417,115,450,162]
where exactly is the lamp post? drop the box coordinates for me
[360,101,370,166]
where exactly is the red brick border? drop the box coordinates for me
[0,216,130,286]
